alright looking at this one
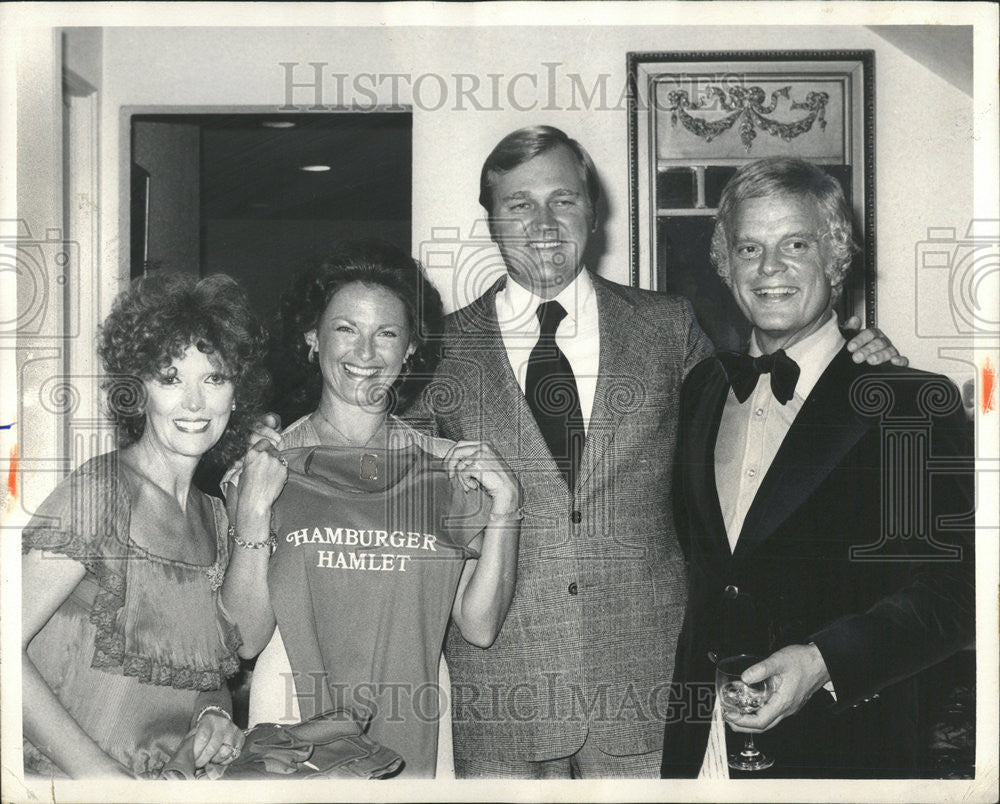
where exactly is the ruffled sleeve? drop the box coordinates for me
[23,454,131,668]
[23,453,240,690]
[22,453,130,571]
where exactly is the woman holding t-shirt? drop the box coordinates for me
[223,241,520,778]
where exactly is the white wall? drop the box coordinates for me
[12,28,68,512]
[88,24,975,382]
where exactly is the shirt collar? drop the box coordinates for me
[749,311,845,400]
[497,267,594,329]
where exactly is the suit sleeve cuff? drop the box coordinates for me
[809,623,876,711]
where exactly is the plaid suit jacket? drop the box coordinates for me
[417,271,713,761]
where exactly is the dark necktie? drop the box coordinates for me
[524,300,585,489]
[716,349,801,405]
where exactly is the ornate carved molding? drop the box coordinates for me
[665,86,829,152]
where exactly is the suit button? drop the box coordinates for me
[568,582,578,595]
[724,584,739,599]
[570,510,582,524]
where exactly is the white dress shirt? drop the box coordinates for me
[714,312,846,552]
[495,269,601,433]
[700,312,845,779]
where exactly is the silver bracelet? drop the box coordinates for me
[195,704,232,725]
[228,524,277,553]
[488,506,525,522]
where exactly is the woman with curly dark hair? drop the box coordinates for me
[21,272,268,778]
[222,240,520,777]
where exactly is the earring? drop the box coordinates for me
[308,344,318,363]
[231,401,237,412]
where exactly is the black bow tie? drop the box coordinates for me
[716,349,801,405]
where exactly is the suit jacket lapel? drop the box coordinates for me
[576,275,662,491]
[734,349,872,559]
[453,277,562,479]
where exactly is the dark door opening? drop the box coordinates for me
[130,112,412,323]
[130,111,412,499]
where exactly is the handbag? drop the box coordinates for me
[160,708,404,780]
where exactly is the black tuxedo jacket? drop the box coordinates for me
[661,347,975,778]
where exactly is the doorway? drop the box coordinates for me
[129,112,412,323]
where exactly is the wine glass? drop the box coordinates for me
[716,654,774,772]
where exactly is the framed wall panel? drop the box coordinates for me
[628,51,875,350]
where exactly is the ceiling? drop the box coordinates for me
[133,112,412,221]
[866,25,973,97]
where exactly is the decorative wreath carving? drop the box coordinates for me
[665,86,829,152]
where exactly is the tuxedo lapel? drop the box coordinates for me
[689,360,735,565]
[734,349,872,559]
[576,275,662,491]
[454,277,564,479]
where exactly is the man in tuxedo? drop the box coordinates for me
[422,128,902,778]
[660,157,975,778]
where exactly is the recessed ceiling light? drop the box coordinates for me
[262,121,296,129]
[300,164,331,172]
